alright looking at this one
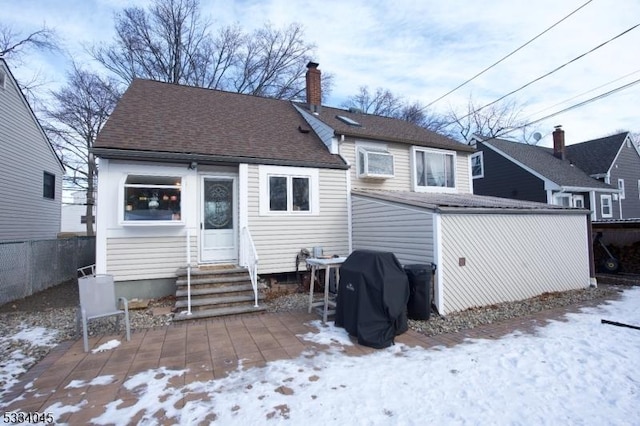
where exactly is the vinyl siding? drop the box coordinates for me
[352,195,434,265]
[474,143,547,202]
[609,139,640,219]
[439,213,590,314]
[0,62,63,241]
[106,235,196,281]
[247,165,349,274]
[340,138,472,193]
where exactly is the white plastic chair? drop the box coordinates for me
[76,274,131,352]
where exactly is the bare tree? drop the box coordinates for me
[445,96,527,143]
[343,86,448,131]
[92,0,322,100]
[0,23,59,101]
[45,66,122,236]
[0,23,58,59]
[342,86,403,116]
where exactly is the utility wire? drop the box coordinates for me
[524,68,640,119]
[457,22,640,122]
[425,0,593,108]
[498,76,640,137]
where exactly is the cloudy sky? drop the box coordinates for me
[4,0,640,145]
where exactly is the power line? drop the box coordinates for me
[425,0,593,108]
[524,68,640,119]
[499,76,640,137]
[458,22,640,122]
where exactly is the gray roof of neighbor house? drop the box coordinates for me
[482,138,614,190]
[565,132,629,175]
[94,79,347,169]
[295,103,476,153]
[352,189,589,214]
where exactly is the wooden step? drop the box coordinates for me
[176,275,252,288]
[175,293,263,310]
[175,283,255,298]
[176,266,247,277]
[173,304,266,321]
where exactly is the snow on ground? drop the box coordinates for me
[91,339,121,353]
[3,289,640,425]
[0,325,59,400]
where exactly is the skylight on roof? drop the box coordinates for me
[336,115,361,127]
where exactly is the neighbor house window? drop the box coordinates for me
[259,165,319,215]
[573,195,585,208]
[413,147,456,191]
[600,194,612,218]
[123,175,182,222]
[43,172,55,199]
[553,193,571,207]
[357,146,394,179]
[618,179,625,199]
[470,151,484,178]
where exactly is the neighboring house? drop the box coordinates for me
[472,126,619,222]
[565,132,640,220]
[0,58,64,241]
[94,62,594,315]
[60,191,95,235]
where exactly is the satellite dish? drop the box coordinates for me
[532,132,542,144]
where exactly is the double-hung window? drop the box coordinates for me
[618,179,625,199]
[600,194,612,218]
[43,172,55,199]
[259,166,319,215]
[413,147,456,192]
[470,151,484,179]
[123,175,182,223]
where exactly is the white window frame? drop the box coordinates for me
[572,194,584,208]
[259,165,319,216]
[600,194,613,218]
[618,178,625,200]
[411,146,457,193]
[553,193,571,207]
[120,174,184,226]
[470,151,484,179]
[356,145,394,179]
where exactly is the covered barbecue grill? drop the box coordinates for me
[335,250,409,348]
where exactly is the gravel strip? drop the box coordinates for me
[0,282,626,396]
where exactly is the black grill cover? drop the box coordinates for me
[335,250,409,348]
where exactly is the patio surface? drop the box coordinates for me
[1,298,613,424]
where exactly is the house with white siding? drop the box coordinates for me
[0,58,64,242]
[95,62,595,318]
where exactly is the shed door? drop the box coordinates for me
[200,176,237,263]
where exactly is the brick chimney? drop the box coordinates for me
[305,61,321,113]
[553,125,566,160]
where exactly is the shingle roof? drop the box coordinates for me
[95,79,346,169]
[296,103,475,153]
[483,138,613,190]
[565,132,628,175]
[352,189,587,214]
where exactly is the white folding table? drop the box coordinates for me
[306,257,347,323]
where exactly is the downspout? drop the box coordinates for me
[338,134,353,254]
[433,213,444,314]
[587,214,597,288]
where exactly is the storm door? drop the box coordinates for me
[200,176,237,263]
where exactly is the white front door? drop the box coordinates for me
[201,176,237,263]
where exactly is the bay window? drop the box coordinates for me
[123,175,182,223]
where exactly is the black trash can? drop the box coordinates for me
[404,264,434,320]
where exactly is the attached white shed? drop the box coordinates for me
[352,190,594,315]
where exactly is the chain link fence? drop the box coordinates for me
[0,237,95,305]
